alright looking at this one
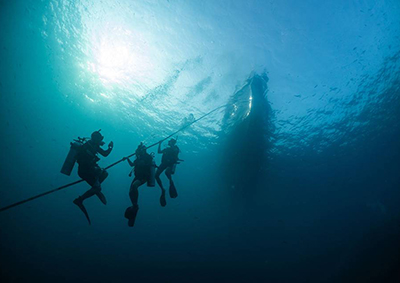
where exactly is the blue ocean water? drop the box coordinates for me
[1,0,400,282]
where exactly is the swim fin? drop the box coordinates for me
[73,198,91,225]
[160,190,166,207]
[169,182,178,198]
[124,205,139,227]
[96,192,107,205]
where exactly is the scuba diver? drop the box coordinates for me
[123,143,154,227]
[156,138,180,207]
[73,130,113,224]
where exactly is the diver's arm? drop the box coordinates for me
[98,141,114,157]
[127,158,135,167]
[157,141,163,154]
[122,156,135,167]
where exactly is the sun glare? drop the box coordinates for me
[87,26,154,85]
[98,41,131,69]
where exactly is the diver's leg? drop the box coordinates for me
[77,180,97,201]
[129,180,143,206]
[156,165,167,207]
[95,169,108,205]
[95,190,107,205]
[73,173,95,225]
[166,167,178,198]
[99,169,109,183]
[77,176,106,205]
[79,188,96,200]
[80,177,105,203]
[155,166,166,191]
[125,179,144,227]
[76,167,99,202]
[165,167,173,184]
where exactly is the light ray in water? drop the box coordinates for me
[87,26,155,86]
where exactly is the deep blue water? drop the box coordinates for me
[1,0,400,282]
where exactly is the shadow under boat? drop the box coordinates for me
[219,73,273,202]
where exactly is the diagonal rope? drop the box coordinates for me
[0,103,230,213]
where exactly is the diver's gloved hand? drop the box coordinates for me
[108,141,114,149]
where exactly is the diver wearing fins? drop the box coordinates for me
[123,143,155,227]
[156,138,180,207]
[73,130,113,224]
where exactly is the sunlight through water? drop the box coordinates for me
[43,0,400,152]
[88,26,155,86]
[1,1,400,282]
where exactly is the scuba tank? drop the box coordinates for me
[60,138,86,176]
[147,154,156,187]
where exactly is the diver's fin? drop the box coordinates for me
[160,191,167,207]
[73,198,91,225]
[96,192,107,205]
[169,182,178,199]
[124,205,139,227]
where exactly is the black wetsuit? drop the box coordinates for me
[76,141,103,186]
[133,153,153,183]
[159,145,179,171]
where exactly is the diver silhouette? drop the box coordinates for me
[123,143,155,227]
[73,130,113,224]
[156,138,180,207]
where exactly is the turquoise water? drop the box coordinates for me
[1,0,400,282]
